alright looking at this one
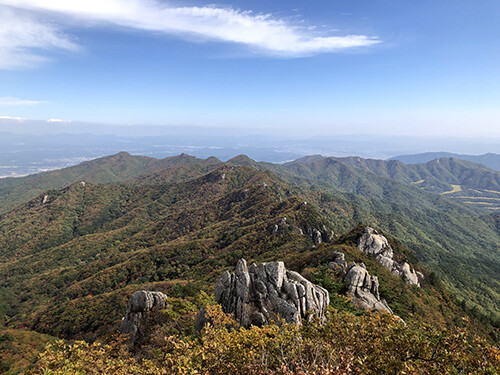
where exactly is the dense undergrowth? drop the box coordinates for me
[29,305,499,375]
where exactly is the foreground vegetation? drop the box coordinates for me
[30,305,499,375]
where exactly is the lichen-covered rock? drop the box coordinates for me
[344,263,393,314]
[358,227,422,287]
[213,259,329,328]
[416,271,425,285]
[121,291,167,343]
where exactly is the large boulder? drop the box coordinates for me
[121,290,167,343]
[358,227,394,258]
[358,227,422,287]
[212,259,329,327]
[344,263,393,314]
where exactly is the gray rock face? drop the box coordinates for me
[121,291,167,343]
[358,227,393,258]
[329,251,347,273]
[214,259,329,327]
[358,227,422,287]
[401,262,419,285]
[344,263,393,314]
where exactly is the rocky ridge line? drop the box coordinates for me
[357,227,423,286]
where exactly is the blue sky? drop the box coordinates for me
[0,0,499,136]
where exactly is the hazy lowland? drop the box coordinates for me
[1,121,499,177]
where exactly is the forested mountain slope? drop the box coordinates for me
[0,152,220,213]
[1,155,499,372]
[0,166,332,340]
[284,155,500,210]
[1,153,499,321]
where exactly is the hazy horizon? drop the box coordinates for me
[1,121,499,178]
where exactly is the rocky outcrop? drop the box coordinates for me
[308,228,323,245]
[344,262,392,314]
[329,251,347,273]
[269,221,333,246]
[121,291,167,343]
[358,227,394,258]
[212,259,329,327]
[270,218,289,235]
[305,226,333,245]
[357,227,422,287]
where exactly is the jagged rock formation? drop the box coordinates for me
[344,262,393,314]
[269,219,333,246]
[357,227,422,286]
[213,259,329,327]
[121,291,167,343]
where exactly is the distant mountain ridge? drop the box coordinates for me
[0,152,221,213]
[285,155,500,210]
[390,152,500,171]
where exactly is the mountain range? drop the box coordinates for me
[390,152,500,171]
[0,151,499,372]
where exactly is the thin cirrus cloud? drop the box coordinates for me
[0,0,380,69]
[0,6,79,69]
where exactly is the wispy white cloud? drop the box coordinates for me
[0,115,27,121]
[0,6,79,69]
[0,0,380,68]
[47,118,71,123]
[0,96,46,106]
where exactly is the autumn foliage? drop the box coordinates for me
[30,304,499,375]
